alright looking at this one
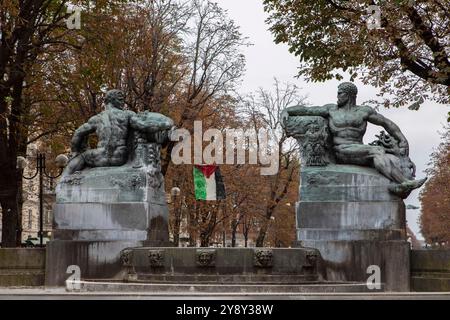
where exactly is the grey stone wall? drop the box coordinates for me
[411,249,450,292]
[0,248,45,287]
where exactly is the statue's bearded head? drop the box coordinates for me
[337,82,358,107]
[104,89,125,110]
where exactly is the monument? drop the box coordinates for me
[46,86,396,293]
[282,82,426,291]
[46,89,329,292]
[45,89,174,286]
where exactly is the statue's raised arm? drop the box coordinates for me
[130,111,174,134]
[282,104,331,126]
[130,111,175,147]
[70,116,97,154]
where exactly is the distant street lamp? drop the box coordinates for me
[17,153,68,246]
[170,187,182,247]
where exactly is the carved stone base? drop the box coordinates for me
[296,164,410,291]
[54,164,169,243]
[46,164,170,286]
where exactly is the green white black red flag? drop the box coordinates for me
[193,165,226,201]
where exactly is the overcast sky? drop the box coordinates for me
[215,0,450,239]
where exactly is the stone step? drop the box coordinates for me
[0,270,45,287]
[0,249,46,287]
[130,274,319,284]
[412,272,450,278]
[411,276,450,292]
[76,280,383,293]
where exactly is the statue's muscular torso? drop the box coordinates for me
[327,104,372,147]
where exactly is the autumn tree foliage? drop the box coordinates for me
[0,0,127,247]
[419,126,450,247]
[263,0,449,109]
[0,0,248,246]
[164,96,251,247]
[0,0,301,248]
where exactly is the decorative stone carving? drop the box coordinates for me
[146,143,162,168]
[196,249,216,267]
[301,250,319,275]
[120,249,133,267]
[147,167,164,189]
[306,173,339,186]
[60,174,84,185]
[253,249,273,268]
[306,251,319,266]
[284,116,331,166]
[110,174,144,191]
[148,250,165,267]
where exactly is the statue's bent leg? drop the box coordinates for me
[83,148,109,167]
[372,151,427,197]
[336,144,426,197]
[334,144,372,166]
[358,145,414,183]
[336,144,407,183]
[371,149,406,183]
[110,145,128,166]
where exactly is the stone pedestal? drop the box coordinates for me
[45,159,170,286]
[295,164,410,291]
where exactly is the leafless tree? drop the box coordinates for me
[240,79,307,247]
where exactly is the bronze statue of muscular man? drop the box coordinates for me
[62,89,173,177]
[282,82,426,196]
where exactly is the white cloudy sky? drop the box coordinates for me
[214,0,450,239]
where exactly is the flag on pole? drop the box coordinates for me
[193,165,226,201]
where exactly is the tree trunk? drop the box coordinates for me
[160,141,175,176]
[222,230,225,247]
[188,205,197,247]
[173,214,181,247]
[200,232,210,247]
[255,218,270,247]
[230,219,238,247]
[188,235,196,247]
[0,167,20,247]
[0,52,29,248]
[16,177,24,247]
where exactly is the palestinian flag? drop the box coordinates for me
[193,165,226,201]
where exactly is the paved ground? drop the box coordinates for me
[0,287,450,299]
